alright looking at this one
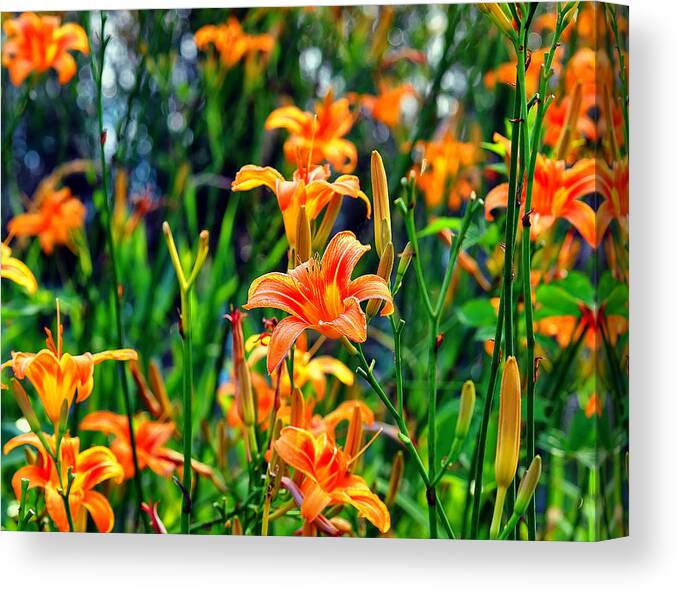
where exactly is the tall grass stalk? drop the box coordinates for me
[91,11,145,526]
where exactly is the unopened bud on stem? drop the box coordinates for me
[454,380,476,440]
[371,150,392,257]
[514,455,542,517]
[366,241,394,317]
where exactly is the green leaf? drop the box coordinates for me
[481,141,506,157]
[417,217,461,238]
[457,298,497,328]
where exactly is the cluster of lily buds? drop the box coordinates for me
[130,359,174,420]
[227,309,257,431]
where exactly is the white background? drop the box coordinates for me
[1,0,676,588]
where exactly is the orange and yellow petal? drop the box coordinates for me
[266,316,308,374]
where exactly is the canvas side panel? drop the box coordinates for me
[594,1,629,541]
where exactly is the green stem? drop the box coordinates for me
[497,510,522,541]
[426,321,439,539]
[490,485,507,540]
[180,289,194,534]
[91,11,145,525]
[354,350,431,489]
[432,437,464,487]
[401,185,481,539]
[404,207,434,318]
[390,316,406,419]
[502,75,523,360]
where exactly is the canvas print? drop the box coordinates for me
[0,2,628,540]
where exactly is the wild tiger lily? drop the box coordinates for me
[232,162,370,255]
[416,128,481,209]
[485,134,598,247]
[265,89,358,173]
[245,333,354,400]
[585,393,603,418]
[274,425,390,533]
[2,12,89,86]
[80,411,219,486]
[544,48,621,156]
[536,304,628,351]
[8,185,86,255]
[3,433,123,532]
[484,48,562,97]
[1,242,37,295]
[596,157,629,243]
[194,17,274,68]
[1,306,137,425]
[244,231,394,374]
[359,82,415,129]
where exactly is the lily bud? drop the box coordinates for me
[344,404,364,461]
[149,360,173,420]
[227,309,256,428]
[130,360,162,418]
[366,241,394,317]
[231,516,243,535]
[295,204,312,264]
[478,3,514,38]
[514,456,542,517]
[495,356,521,490]
[290,387,306,428]
[454,380,476,440]
[371,150,392,257]
[187,229,210,288]
[555,81,583,161]
[385,450,404,507]
[10,380,40,433]
[393,242,414,294]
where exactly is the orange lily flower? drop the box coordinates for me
[564,48,613,100]
[113,169,160,239]
[534,3,624,46]
[194,17,274,68]
[245,231,394,374]
[79,411,218,485]
[232,162,370,253]
[221,371,276,430]
[585,393,603,418]
[484,48,562,97]
[596,157,629,243]
[3,433,123,532]
[246,333,354,400]
[274,426,390,533]
[416,128,481,209]
[2,12,89,86]
[544,48,622,155]
[359,82,415,128]
[8,185,86,255]
[484,134,598,247]
[1,307,137,424]
[265,90,358,173]
[543,94,598,150]
[536,306,627,351]
[218,333,358,433]
[1,242,37,295]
